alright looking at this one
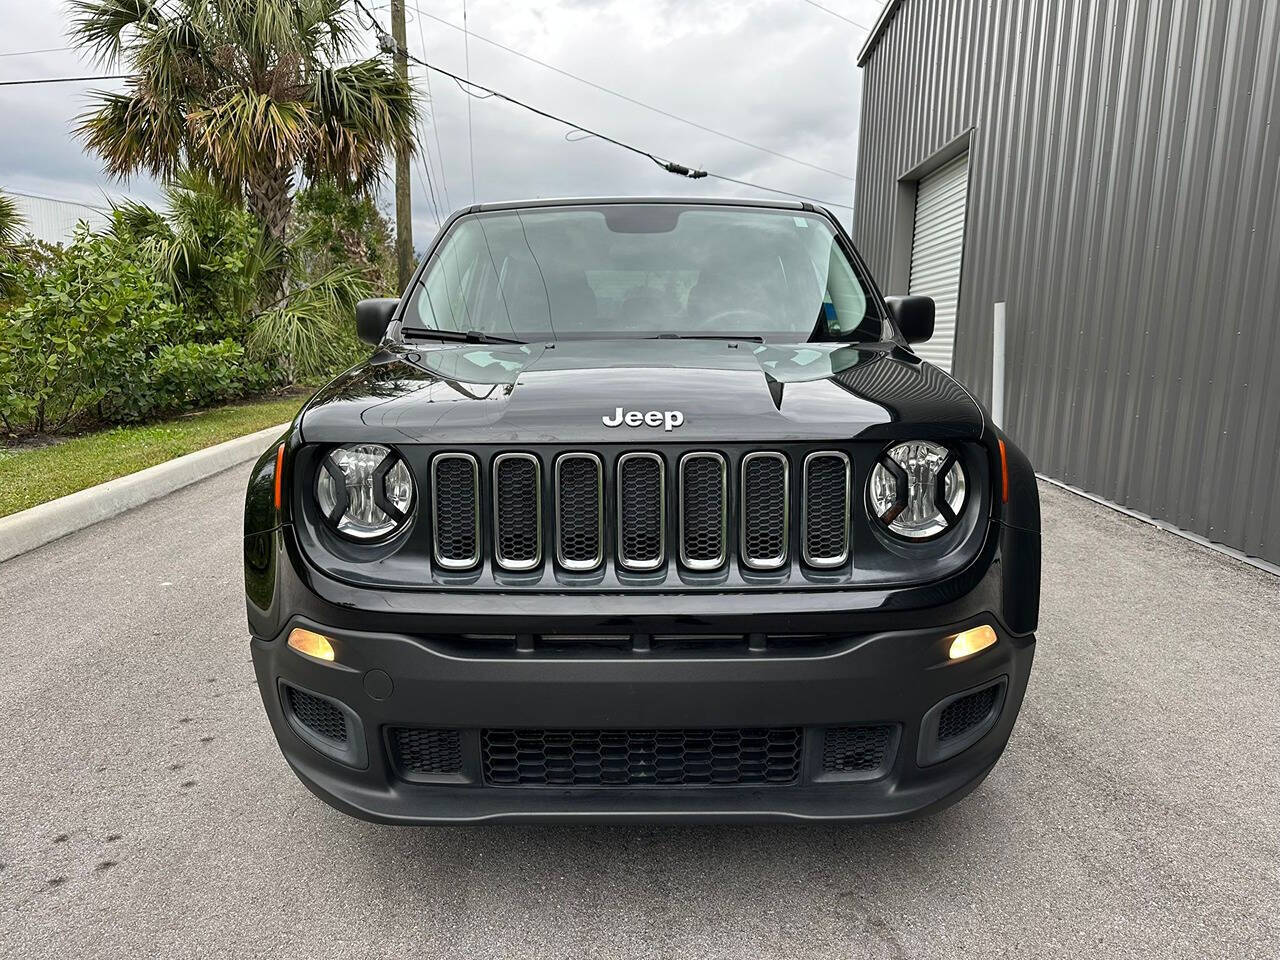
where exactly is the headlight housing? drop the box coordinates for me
[315,443,414,541]
[868,440,966,540]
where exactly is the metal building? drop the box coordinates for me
[852,0,1280,568]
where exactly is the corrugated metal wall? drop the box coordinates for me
[854,0,1280,566]
[8,191,111,246]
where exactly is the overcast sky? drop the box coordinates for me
[0,0,882,242]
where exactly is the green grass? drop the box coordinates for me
[0,393,305,518]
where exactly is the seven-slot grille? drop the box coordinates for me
[424,449,858,573]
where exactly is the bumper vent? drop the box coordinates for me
[432,454,480,569]
[821,724,895,777]
[482,727,802,787]
[679,453,728,569]
[938,684,1001,742]
[802,452,851,567]
[555,453,604,569]
[493,454,541,570]
[285,686,348,743]
[389,728,464,778]
[741,452,788,569]
[617,453,665,570]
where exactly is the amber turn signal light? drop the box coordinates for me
[288,628,335,662]
[948,624,997,660]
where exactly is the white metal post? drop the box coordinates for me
[992,301,1007,428]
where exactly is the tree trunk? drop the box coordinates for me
[246,165,294,294]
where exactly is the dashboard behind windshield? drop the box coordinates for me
[403,204,884,342]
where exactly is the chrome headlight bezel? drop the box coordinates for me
[315,443,416,542]
[867,440,967,541]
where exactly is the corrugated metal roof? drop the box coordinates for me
[6,190,112,245]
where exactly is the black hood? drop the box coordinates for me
[298,339,983,445]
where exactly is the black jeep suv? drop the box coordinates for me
[244,197,1040,823]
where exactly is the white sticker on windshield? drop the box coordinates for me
[793,217,808,227]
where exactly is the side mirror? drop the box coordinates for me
[355,298,399,345]
[885,295,935,344]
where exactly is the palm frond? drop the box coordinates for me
[0,191,26,249]
[306,60,417,189]
[188,90,314,183]
[75,84,188,180]
[68,0,167,65]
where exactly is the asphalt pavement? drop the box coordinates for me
[1,465,1277,959]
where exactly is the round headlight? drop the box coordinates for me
[316,443,414,540]
[868,441,966,540]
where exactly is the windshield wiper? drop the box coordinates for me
[649,333,766,343]
[403,329,526,345]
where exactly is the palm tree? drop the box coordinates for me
[0,190,28,300]
[71,0,416,272]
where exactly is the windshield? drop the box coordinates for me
[403,204,883,342]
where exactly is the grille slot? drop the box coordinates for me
[802,451,850,567]
[388,728,464,778]
[617,453,665,571]
[679,452,728,569]
[432,453,480,569]
[740,452,789,569]
[938,684,1001,742]
[555,453,604,570]
[284,686,348,743]
[821,725,895,774]
[493,453,541,571]
[482,727,802,786]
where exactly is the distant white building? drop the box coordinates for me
[7,189,113,245]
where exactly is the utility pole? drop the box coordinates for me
[391,0,412,293]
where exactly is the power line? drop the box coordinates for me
[352,0,853,210]
[404,3,852,182]
[0,46,74,58]
[0,74,127,86]
[797,0,874,31]
[414,4,452,212]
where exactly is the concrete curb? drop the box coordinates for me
[0,422,288,563]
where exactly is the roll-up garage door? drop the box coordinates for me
[907,153,969,373]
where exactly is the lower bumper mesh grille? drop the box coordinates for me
[285,686,348,743]
[389,728,464,777]
[821,724,894,774]
[938,684,1001,742]
[482,727,802,786]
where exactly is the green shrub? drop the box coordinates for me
[145,340,274,414]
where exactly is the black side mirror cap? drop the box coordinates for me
[355,298,399,345]
[885,295,935,344]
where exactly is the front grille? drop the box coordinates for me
[679,453,727,569]
[555,453,604,569]
[432,454,480,569]
[389,728,463,777]
[938,684,1001,742]
[803,451,851,566]
[429,446,858,579]
[822,725,894,773]
[285,686,348,743]
[617,453,665,570]
[740,452,788,569]
[493,454,541,570]
[482,727,802,786]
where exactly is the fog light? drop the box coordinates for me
[948,625,997,660]
[288,628,335,662]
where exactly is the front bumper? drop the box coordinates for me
[251,600,1034,823]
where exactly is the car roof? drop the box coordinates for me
[466,196,811,214]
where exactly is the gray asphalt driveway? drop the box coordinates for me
[1,467,1276,959]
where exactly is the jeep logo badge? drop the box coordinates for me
[602,408,685,431]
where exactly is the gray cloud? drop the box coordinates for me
[0,0,880,237]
